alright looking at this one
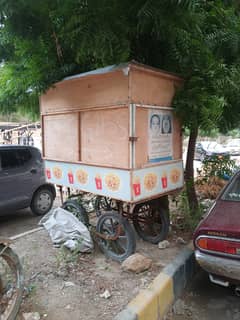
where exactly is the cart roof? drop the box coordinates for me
[40,60,183,116]
[63,61,182,83]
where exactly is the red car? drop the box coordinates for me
[193,171,240,291]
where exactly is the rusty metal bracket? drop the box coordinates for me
[129,136,138,142]
[94,225,122,241]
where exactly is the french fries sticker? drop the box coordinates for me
[133,176,141,196]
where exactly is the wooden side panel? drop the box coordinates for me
[40,71,129,114]
[131,69,176,106]
[135,108,148,168]
[81,107,129,168]
[43,114,79,162]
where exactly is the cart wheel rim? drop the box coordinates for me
[96,212,136,262]
[0,245,23,320]
[133,202,169,244]
[135,205,163,235]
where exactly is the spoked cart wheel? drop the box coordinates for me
[62,199,89,227]
[96,211,136,262]
[133,199,170,244]
[95,196,117,216]
[0,244,23,320]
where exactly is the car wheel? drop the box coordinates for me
[31,188,54,216]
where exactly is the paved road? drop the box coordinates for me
[0,209,42,237]
[0,195,63,238]
[171,269,240,320]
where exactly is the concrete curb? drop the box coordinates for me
[114,245,196,320]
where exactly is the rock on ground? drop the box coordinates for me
[121,253,152,273]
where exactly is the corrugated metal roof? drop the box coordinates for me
[62,60,182,82]
[63,62,129,81]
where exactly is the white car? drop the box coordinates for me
[195,141,229,161]
[225,139,240,156]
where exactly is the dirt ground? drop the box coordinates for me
[12,220,190,320]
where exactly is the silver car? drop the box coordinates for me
[0,145,56,215]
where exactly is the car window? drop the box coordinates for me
[0,148,32,170]
[222,175,240,201]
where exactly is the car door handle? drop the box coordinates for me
[30,168,37,174]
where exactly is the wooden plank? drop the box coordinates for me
[40,71,129,114]
[81,107,129,168]
[131,69,176,106]
[44,113,79,161]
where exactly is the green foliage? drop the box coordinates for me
[227,129,240,138]
[170,190,203,232]
[198,128,220,138]
[24,282,37,297]
[200,154,238,180]
[56,243,83,268]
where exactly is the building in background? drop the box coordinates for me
[0,122,42,151]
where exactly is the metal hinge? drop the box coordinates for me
[129,136,138,142]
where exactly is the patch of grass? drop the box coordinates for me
[55,244,81,268]
[24,282,37,298]
[170,190,205,233]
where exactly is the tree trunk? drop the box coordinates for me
[185,126,199,214]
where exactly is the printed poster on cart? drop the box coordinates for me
[148,109,173,162]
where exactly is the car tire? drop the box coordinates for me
[31,188,54,216]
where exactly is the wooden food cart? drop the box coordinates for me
[40,61,184,261]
